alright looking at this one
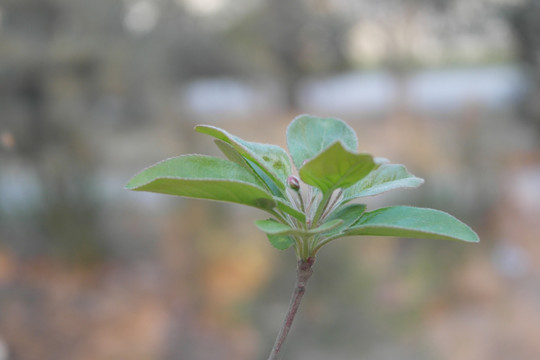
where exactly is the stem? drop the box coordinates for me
[321,189,342,220]
[267,257,315,360]
[302,235,311,260]
[311,191,332,227]
[297,191,306,214]
[268,209,292,227]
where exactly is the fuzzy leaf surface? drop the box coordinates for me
[276,199,306,223]
[299,142,377,194]
[323,204,367,237]
[266,234,295,250]
[255,218,342,236]
[287,115,358,169]
[125,155,276,210]
[309,219,344,234]
[214,139,247,166]
[343,164,424,201]
[255,219,295,235]
[346,206,480,243]
[196,125,292,191]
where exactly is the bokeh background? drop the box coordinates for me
[1,0,540,359]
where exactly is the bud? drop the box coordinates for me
[287,175,300,191]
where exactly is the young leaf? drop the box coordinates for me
[213,140,303,221]
[275,199,306,223]
[345,206,480,243]
[287,114,358,169]
[214,139,248,166]
[195,125,292,192]
[308,219,344,234]
[215,138,297,200]
[215,139,283,195]
[246,158,283,197]
[255,218,344,239]
[323,204,367,237]
[255,219,296,235]
[342,164,424,202]
[125,155,276,211]
[299,142,378,194]
[266,234,295,250]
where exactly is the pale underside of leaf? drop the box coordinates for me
[342,164,424,202]
[213,140,305,221]
[345,206,480,243]
[214,139,247,166]
[195,125,292,192]
[245,158,283,197]
[287,114,358,170]
[214,137,283,197]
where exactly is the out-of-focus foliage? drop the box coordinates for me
[508,0,540,130]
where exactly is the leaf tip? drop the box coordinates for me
[194,124,211,133]
[124,175,141,191]
[468,231,481,243]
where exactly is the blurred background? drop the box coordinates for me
[1,0,540,359]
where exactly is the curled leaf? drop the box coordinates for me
[196,125,292,193]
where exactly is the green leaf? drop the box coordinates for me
[196,125,292,192]
[214,139,247,166]
[266,234,295,250]
[342,164,424,201]
[346,206,480,243]
[125,155,276,211]
[323,204,367,236]
[253,218,297,250]
[210,139,305,222]
[255,219,295,235]
[254,218,307,237]
[309,219,344,234]
[214,138,285,199]
[246,158,283,197]
[275,199,306,223]
[255,218,343,237]
[287,114,358,169]
[299,141,378,194]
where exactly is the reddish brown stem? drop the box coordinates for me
[267,257,315,360]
